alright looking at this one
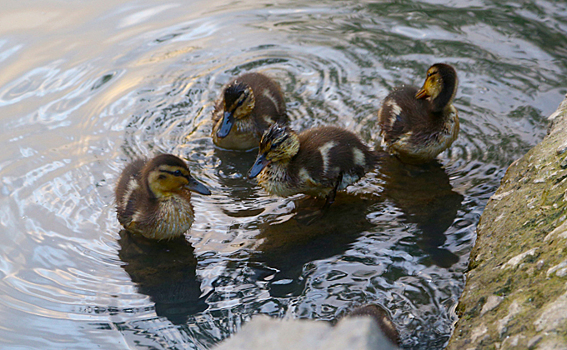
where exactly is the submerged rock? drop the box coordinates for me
[447,95,567,349]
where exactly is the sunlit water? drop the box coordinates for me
[1,0,566,349]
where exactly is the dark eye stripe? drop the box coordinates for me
[237,94,248,106]
[270,135,288,149]
[160,169,184,176]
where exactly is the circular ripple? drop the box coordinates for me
[1,1,567,349]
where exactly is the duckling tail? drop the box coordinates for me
[369,148,389,168]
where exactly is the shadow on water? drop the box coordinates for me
[250,194,378,298]
[378,154,463,268]
[243,150,463,300]
[118,230,210,325]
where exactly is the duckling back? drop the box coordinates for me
[292,127,378,194]
[115,158,148,227]
[212,72,288,150]
[379,86,438,146]
[237,72,287,128]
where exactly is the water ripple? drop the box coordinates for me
[0,0,566,349]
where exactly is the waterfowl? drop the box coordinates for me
[378,63,459,164]
[248,124,378,207]
[115,154,211,240]
[212,72,288,150]
[348,304,400,346]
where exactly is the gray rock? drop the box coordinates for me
[480,295,504,316]
[501,248,538,270]
[497,300,522,337]
[447,96,567,349]
[534,291,567,332]
[214,315,400,350]
[348,304,399,345]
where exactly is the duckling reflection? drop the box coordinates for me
[118,230,209,325]
[212,147,267,218]
[249,194,377,297]
[379,154,462,268]
[213,147,260,199]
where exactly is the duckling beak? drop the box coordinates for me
[415,87,429,100]
[217,111,235,138]
[185,176,211,195]
[248,153,270,179]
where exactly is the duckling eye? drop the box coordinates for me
[173,170,183,176]
[427,70,439,78]
[270,137,287,150]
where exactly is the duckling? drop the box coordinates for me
[248,124,378,207]
[378,63,459,164]
[115,154,211,240]
[212,72,288,150]
[347,304,400,346]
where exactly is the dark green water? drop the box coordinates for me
[0,0,566,349]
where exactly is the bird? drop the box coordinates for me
[115,154,211,240]
[212,72,288,150]
[247,124,379,207]
[347,304,400,346]
[377,63,459,164]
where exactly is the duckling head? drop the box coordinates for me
[415,63,458,112]
[248,124,300,179]
[144,154,211,199]
[216,81,256,138]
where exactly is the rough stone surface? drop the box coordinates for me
[534,291,567,332]
[213,315,400,350]
[480,295,504,316]
[447,96,567,349]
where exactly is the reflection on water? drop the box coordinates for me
[379,154,463,268]
[212,148,267,218]
[118,230,209,325]
[251,194,377,298]
[0,0,566,349]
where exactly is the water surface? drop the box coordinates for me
[1,0,566,349]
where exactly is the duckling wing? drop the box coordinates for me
[115,159,146,227]
[294,127,374,190]
[242,73,288,130]
[116,159,144,205]
[378,86,429,144]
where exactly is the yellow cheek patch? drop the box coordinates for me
[259,142,272,154]
[427,76,443,100]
